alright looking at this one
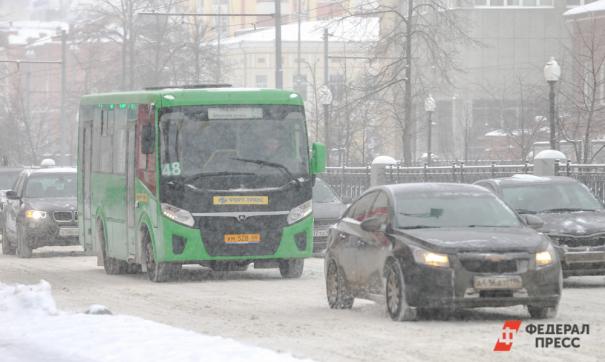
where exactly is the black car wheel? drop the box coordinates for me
[528,304,558,319]
[1,224,15,255]
[279,259,304,279]
[98,221,127,275]
[143,230,181,282]
[326,260,354,309]
[16,225,32,258]
[385,258,416,321]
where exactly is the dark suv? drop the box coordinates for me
[475,175,605,277]
[1,168,78,257]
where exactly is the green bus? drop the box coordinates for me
[77,86,326,282]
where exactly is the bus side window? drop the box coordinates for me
[136,104,156,194]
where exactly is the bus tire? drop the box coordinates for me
[16,225,32,258]
[279,258,304,279]
[143,229,181,282]
[98,221,126,275]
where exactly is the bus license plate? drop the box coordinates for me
[474,276,522,290]
[59,228,79,237]
[224,234,261,244]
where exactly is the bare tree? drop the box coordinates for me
[333,0,475,165]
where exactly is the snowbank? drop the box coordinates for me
[0,281,310,362]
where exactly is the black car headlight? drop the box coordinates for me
[25,210,48,220]
[411,245,450,268]
[535,243,556,267]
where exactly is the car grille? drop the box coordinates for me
[197,215,287,257]
[53,211,74,222]
[460,258,519,273]
[558,236,605,248]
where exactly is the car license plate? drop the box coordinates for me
[313,228,329,238]
[473,276,522,290]
[59,228,79,237]
[224,233,261,244]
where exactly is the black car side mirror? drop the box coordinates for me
[523,214,544,230]
[360,217,385,232]
[5,190,19,200]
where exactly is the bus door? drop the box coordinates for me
[126,111,137,260]
[80,116,94,255]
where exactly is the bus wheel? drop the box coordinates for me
[98,221,126,275]
[143,231,181,282]
[279,259,304,279]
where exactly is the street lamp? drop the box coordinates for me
[544,56,561,150]
[424,94,436,166]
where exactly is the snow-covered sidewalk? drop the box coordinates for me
[0,281,309,362]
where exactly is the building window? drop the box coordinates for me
[256,56,266,66]
[329,74,345,102]
[256,74,268,88]
[293,74,308,100]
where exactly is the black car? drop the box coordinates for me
[312,178,347,254]
[1,167,78,257]
[476,175,605,277]
[324,183,561,321]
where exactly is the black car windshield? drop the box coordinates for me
[0,170,21,189]
[24,173,76,198]
[160,105,309,189]
[395,192,521,229]
[501,182,604,213]
[313,178,340,203]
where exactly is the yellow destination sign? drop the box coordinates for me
[213,196,269,205]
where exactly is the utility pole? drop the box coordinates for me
[60,29,67,165]
[275,0,283,88]
[217,4,222,83]
[296,0,301,88]
[323,28,330,162]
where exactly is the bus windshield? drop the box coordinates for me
[159,105,309,189]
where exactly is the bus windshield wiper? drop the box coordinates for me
[231,157,301,189]
[184,171,255,183]
[539,208,596,213]
[515,208,537,214]
[398,225,440,229]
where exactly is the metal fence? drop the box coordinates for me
[321,161,605,203]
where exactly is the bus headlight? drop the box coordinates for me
[161,203,194,227]
[287,200,312,225]
[536,244,556,267]
[25,210,47,220]
[412,246,450,268]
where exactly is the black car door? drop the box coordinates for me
[334,192,378,288]
[354,191,393,291]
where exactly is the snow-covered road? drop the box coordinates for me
[1,246,604,362]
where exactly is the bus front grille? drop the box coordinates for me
[197,215,286,257]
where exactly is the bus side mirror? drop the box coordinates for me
[141,124,155,155]
[310,142,326,175]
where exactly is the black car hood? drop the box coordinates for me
[25,197,77,212]
[313,201,346,220]
[398,227,547,253]
[538,210,605,236]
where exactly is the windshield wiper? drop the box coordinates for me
[183,171,256,183]
[467,225,509,228]
[515,208,537,214]
[539,208,596,213]
[231,157,301,189]
[398,225,440,229]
